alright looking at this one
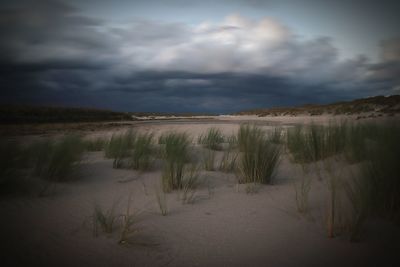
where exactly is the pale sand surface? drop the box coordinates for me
[1,116,399,266]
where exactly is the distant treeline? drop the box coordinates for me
[0,105,132,124]
[235,95,400,117]
[0,105,217,124]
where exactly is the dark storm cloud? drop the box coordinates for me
[0,0,399,113]
[0,0,113,68]
[364,38,400,94]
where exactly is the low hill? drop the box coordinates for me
[235,95,400,117]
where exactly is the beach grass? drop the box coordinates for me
[362,124,400,220]
[237,124,281,184]
[294,164,312,214]
[161,132,191,191]
[219,148,238,172]
[154,184,168,216]
[130,132,154,170]
[269,127,283,144]
[198,127,224,150]
[93,201,120,236]
[237,124,264,152]
[201,148,216,171]
[105,129,136,168]
[180,163,201,204]
[323,158,343,238]
[286,122,347,163]
[84,137,107,152]
[119,193,139,244]
[32,135,84,182]
[343,170,371,242]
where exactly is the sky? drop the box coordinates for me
[1,0,399,113]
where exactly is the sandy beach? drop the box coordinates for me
[1,115,399,267]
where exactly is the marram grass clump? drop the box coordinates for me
[105,130,136,168]
[160,132,191,191]
[84,137,107,152]
[31,134,84,182]
[237,124,264,152]
[130,132,154,170]
[201,148,216,171]
[237,124,281,184]
[286,122,347,163]
[180,163,202,204]
[198,127,224,150]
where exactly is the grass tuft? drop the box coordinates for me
[32,135,84,182]
[93,201,120,236]
[286,122,347,163]
[237,124,264,152]
[343,171,371,242]
[180,163,201,204]
[130,132,154,170]
[237,124,281,184]
[219,148,238,172]
[84,137,107,152]
[119,193,139,244]
[245,182,261,194]
[294,164,312,214]
[219,134,239,172]
[201,148,216,171]
[105,130,136,168]
[154,184,168,216]
[198,127,224,150]
[161,132,191,191]
[362,124,400,221]
[269,127,283,144]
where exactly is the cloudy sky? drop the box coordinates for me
[1,0,399,113]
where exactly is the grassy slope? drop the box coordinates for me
[235,95,400,116]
